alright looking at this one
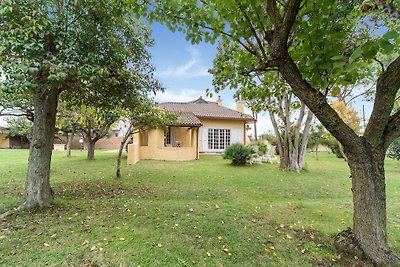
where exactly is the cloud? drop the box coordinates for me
[153,89,214,103]
[157,48,210,79]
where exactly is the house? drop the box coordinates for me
[0,127,10,149]
[127,97,255,164]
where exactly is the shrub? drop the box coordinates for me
[223,143,253,166]
[255,141,267,155]
[388,138,400,160]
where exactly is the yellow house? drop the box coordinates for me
[127,97,255,164]
[0,127,10,149]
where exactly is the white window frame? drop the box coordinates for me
[208,128,231,150]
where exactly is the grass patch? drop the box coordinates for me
[0,150,399,266]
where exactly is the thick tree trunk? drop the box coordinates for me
[87,140,96,160]
[66,130,74,157]
[347,144,400,265]
[23,89,59,208]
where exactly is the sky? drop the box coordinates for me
[148,22,273,136]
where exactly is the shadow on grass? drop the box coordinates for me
[271,223,373,267]
[54,180,153,200]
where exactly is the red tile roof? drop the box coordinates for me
[159,97,254,124]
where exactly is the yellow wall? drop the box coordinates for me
[0,134,9,149]
[126,117,253,164]
[127,127,199,164]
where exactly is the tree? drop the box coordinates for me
[387,138,400,161]
[331,101,362,161]
[1,0,160,209]
[147,0,400,264]
[6,117,33,141]
[72,106,120,161]
[210,43,314,171]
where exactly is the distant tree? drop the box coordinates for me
[71,106,120,161]
[387,138,400,161]
[6,117,33,141]
[331,101,362,161]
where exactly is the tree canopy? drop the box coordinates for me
[145,0,400,264]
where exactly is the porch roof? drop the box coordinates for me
[169,112,202,127]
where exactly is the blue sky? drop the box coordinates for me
[148,22,273,135]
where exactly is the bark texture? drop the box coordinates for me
[87,139,96,160]
[66,130,74,157]
[23,89,59,208]
[270,95,313,172]
[347,143,399,265]
[116,124,134,177]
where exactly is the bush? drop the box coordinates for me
[255,141,267,155]
[388,138,400,160]
[223,143,253,166]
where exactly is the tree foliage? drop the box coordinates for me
[146,0,400,264]
[387,138,400,160]
[5,116,33,140]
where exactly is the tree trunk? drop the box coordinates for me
[66,129,74,157]
[87,139,96,160]
[253,111,258,141]
[298,111,314,170]
[116,125,134,177]
[23,89,59,208]
[269,111,284,168]
[346,144,400,265]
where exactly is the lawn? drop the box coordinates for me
[0,150,399,266]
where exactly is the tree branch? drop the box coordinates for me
[280,0,301,43]
[277,51,361,152]
[383,109,400,150]
[365,56,400,146]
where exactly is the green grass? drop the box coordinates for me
[0,150,400,266]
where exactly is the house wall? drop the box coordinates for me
[0,134,9,149]
[127,127,199,164]
[198,118,246,153]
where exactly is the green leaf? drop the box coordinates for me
[331,55,344,61]
[378,39,394,52]
[331,87,340,97]
[383,30,398,40]
[349,47,363,64]
[332,61,345,69]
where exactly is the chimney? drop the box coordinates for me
[236,99,244,113]
[217,96,222,106]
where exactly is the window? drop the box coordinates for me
[208,128,230,150]
[164,127,171,146]
[164,127,176,147]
